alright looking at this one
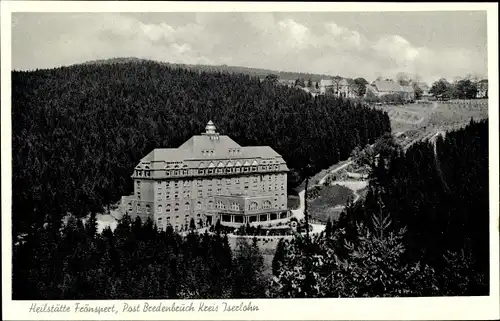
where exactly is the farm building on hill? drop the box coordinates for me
[319,77,357,98]
[416,82,431,98]
[365,79,415,102]
[476,79,488,98]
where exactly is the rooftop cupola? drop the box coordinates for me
[203,120,219,140]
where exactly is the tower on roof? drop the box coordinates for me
[204,120,217,134]
[203,120,219,139]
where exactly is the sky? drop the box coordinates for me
[11,11,488,84]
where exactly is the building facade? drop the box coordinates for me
[476,79,488,98]
[366,80,415,102]
[416,82,431,99]
[319,78,357,98]
[120,121,290,231]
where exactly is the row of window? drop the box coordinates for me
[219,212,289,223]
[157,213,202,222]
[136,174,286,188]
[159,165,283,177]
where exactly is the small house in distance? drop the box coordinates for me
[365,79,415,102]
[476,79,488,98]
[319,77,357,98]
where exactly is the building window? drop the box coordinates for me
[197,202,202,210]
[157,205,163,213]
[249,202,258,211]
[252,166,257,171]
[263,201,271,209]
[183,169,188,175]
[185,202,190,211]
[166,204,171,212]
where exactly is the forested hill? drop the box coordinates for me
[334,119,490,295]
[12,61,390,234]
[81,57,335,82]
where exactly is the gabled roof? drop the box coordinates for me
[339,79,349,86]
[373,80,403,92]
[139,122,287,171]
[320,79,334,87]
[177,135,242,158]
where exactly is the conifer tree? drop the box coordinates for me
[272,238,286,276]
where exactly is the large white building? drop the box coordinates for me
[120,121,290,231]
[319,78,357,98]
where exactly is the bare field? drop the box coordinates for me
[375,100,488,134]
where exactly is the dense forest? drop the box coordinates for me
[13,214,268,299]
[272,119,490,297]
[83,57,336,82]
[12,60,390,236]
[11,60,489,298]
[13,120,489,299]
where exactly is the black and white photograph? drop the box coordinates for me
[2,2,499,320]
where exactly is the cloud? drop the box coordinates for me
[372,35,420,65]
[139,22,176,42]
[11,12,487,84]
[277,18,309,48]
